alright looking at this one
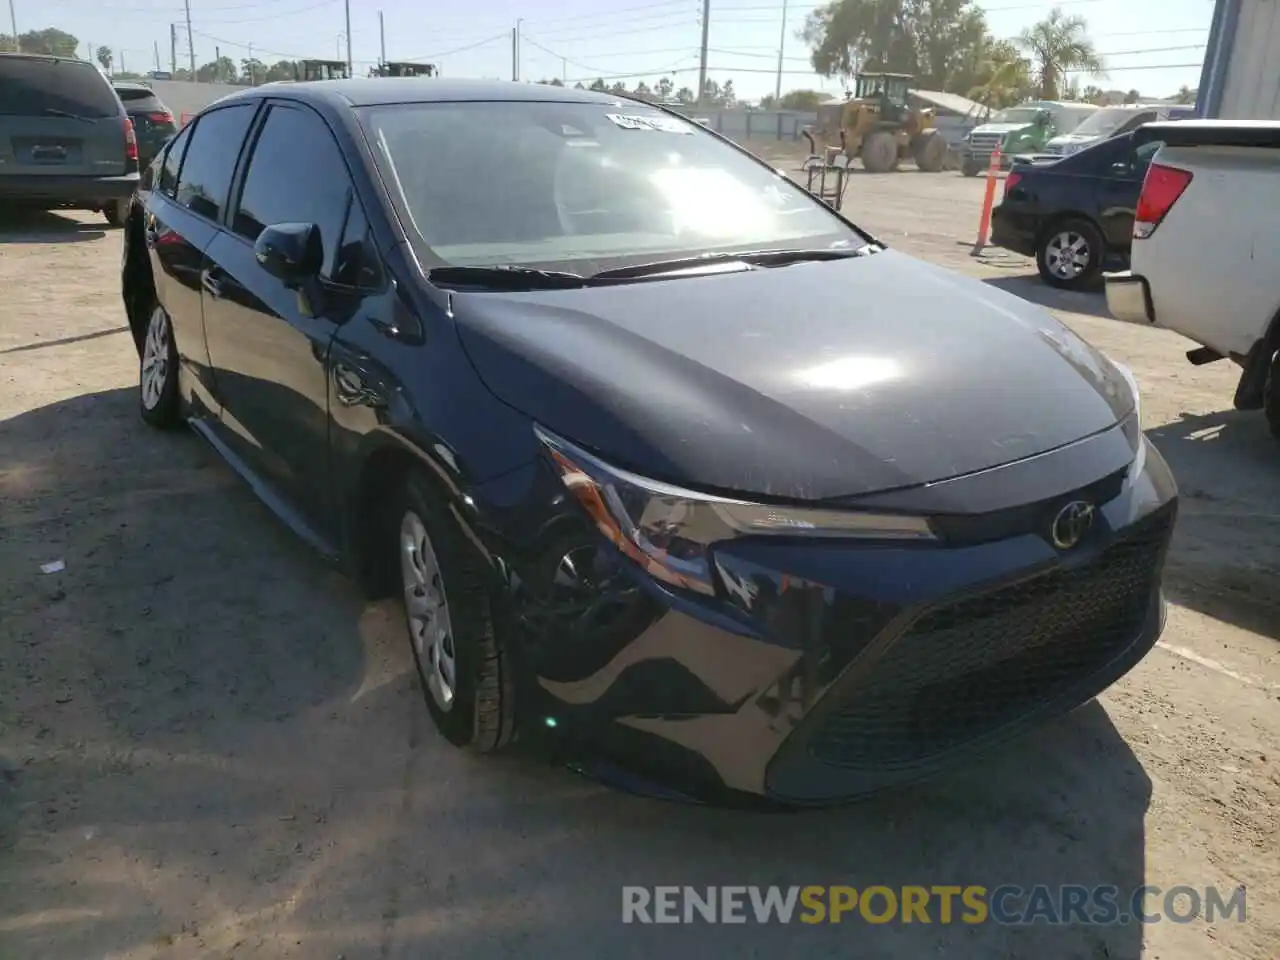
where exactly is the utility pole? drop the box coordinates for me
[562,57,567,85]
[120,50,126,75]
[170,23,177,75]
[379,11,386,67]
[215,45,220,82]
[511,27,517,81]
[515,19,523,81]
[696,0,710,107]
[774,0,787,102]
[8,0,17,52]
[184,0,195,79]
[344,0,352,76]
[154,40,161,73]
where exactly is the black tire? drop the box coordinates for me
[861,131,898,173]
[961,158,981,177]
[394,469,515,752]
[1036,218,1104,290]
[912,131,947,172]
[138,301,183,428]
[103,199,128,227]
[1264,349,1280,441]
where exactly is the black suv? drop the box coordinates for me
[113,81,178,169]
[0,53,140,225]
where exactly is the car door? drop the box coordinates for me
[143,103,259,416]
[199,100,356,534]
[1069,134,1143,250]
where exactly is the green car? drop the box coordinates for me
[0,53,140,225]
[112,82,178,169]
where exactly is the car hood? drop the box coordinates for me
[451,250,1134,501]
[973,122,1029,136]
[1048,133,1099,145]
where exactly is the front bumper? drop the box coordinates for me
[1104,270,1156,325]
[496,426,1178,805]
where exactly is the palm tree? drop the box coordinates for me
[1017,8,1103,100]
[966,39,1031,110]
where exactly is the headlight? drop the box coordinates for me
[535,425,936,597]
[1108,357,1142,423]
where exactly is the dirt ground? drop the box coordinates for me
[1,169,1277,960]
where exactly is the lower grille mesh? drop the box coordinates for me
[807,510,1171,771]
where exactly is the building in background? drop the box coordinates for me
[1198,0,1280,118]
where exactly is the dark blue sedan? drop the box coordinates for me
[120,79,1177,805]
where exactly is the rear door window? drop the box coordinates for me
[0,57,120,118]
[174,103,257,222]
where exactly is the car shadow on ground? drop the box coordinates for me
[0,210,108,244]
[1147,409,1280,643]
[0,388,1153,960]
[982,275,1113,320]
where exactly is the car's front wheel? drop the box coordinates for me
[395,470,515,751]
[139,302,182,428]
[103,199,129,227]
[1037,218,1103,290]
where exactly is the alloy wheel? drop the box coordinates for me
[400,510,457,712]
[140,306,171,411]
[1044,230,1092,281]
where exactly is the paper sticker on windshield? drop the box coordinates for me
[606,113,692,134]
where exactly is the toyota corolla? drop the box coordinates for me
[120,79,1177,805]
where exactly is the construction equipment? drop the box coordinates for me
[371,61,437,77]
[807,72,948,174]
[296,59,351,82]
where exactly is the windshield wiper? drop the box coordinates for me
[41,107,96,123]
[588,245,875,281]
[427,265,587,290]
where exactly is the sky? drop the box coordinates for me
[26,0,1215,102]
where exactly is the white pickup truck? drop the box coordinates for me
[1104,120,1280,437]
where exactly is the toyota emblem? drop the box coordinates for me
[1050,500,1096,550]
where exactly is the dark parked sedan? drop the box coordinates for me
[120,80,1177,805]
[991,131,1164,290]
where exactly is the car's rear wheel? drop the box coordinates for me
[1264,349,1280,440]
[1037,218,1103,290]
[103,199,129,227]
[139,302,182,428]
[394,470,515,751]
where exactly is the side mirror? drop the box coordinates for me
[254,222,323,286]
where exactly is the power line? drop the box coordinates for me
[401,32,511,63]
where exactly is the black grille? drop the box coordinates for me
[807,508,1172,771]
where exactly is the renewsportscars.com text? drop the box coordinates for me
[621,885,1247,926]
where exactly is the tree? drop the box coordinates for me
[573,81,586,90]
[1080,83,1106,104]
[963,38,1031,108]
[779,89,824,110]
[589,78,608,92]
[241,58,266,85]
[675,86,694,103]
[1016,7,1103,101]
[633,80,652,99]
[719,79,736,106]
[265,60,300,82]
[1174,85,1197,105]
[801,0,988,92]
[609,80,628,95]
[548,77,564,86]
[3,27,79,57]
[656,77,674,99]
[196,57,238,84]
[95,45,113,72]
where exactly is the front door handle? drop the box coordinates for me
[333,362,385,408]
[201,269,224,300]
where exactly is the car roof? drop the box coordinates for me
[207,78,642,110]
[0,52,97,65]
[113,80,154,91]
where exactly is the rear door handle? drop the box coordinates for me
[201,269,224,300]
[333,360,386,408]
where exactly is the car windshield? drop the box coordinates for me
[991,107,1043,124]
[1070,107,1143,138]
[0,57,120,118]
[359,100,863,271]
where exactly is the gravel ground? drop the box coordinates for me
[1,172,1277,960]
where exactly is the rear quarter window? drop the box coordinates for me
[0,57,121,119]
